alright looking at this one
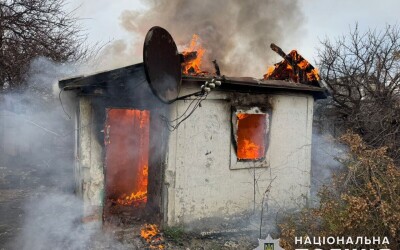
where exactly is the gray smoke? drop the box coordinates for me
[0,2,308,247]
[15,193,97,250]
[0,58,81,249]
[115,0,304,77]
[0,55,162,248]
[0,58,125,249]
[311,130,348,202]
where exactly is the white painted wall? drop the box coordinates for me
[164,92,314,227]
[77,97,104,217]
[75,90,314,228]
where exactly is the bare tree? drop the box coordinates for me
[318,24,400,162]
[0,0,88,90]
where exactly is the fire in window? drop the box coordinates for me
[233,108,269,161]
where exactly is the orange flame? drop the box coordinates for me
[182,34,205,74]
[307,68,320,81]
[264,49,320,83]
[238,139,261,159]
[264,65,282,79]
[116,165,148,206]
[116,165,149,206]
[105,109,150,207]
[141,224,165,249]
[236,113,266,160]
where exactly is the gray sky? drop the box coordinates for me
[298,0,400,63]
[69,0,400,68]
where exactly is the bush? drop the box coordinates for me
[279,132,400,249]
[163,226,186,245]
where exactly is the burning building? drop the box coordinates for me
[59,27,327,232]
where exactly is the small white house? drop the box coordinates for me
[59,62,326,232]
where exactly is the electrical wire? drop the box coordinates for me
[168,95,201,122]
[160,92,208,131]
[59,88,71,120]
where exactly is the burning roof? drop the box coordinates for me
[59,63,327,100]
[59,31,328,100]
[263,43,321,86]
[182,34,206,75]
[181,38,321,85]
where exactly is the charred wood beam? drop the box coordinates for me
[270,43,287,59]
[270,43,295,67]
[212,59,221,76]
[270,43,317,74]
[180,51,197,63]
[270,43,300,82]
[270,43,319,84]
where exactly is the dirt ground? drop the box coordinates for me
[0,153,68,249]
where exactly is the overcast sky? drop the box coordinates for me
[69,0,400,67]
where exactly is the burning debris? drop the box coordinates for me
[264,43,321,85]
[141,224,165,249]
[179,35,322,90]
[116,172,148,206]
[180,36,321,88]
[181,34,207,75]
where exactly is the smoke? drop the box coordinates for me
[0,58,125,249]
[0,58,160,249]
[0,1,307,247]
[92,39,139,72]
[95,0,305,76]
[15,194,97,250]
[311,130,348,201]
[0,58,79,248]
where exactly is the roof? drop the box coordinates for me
[59,63,328,100]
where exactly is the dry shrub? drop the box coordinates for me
[279,132,400,249]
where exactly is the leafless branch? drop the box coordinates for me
[0,0,90,90]
[318,23,400,163]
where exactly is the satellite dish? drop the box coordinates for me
[143,26,182,103]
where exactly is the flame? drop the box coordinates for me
[237,113,246,120]
[182,34,205,74]
[141,224,165,249]
[264,65,276,79]
[307,68,320,81]
[105,109,150,207]
[264,49,321,83]
[116,165,148,206]
[238,139,260,159]
[236,113,266,160]
[140,224,158,240]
